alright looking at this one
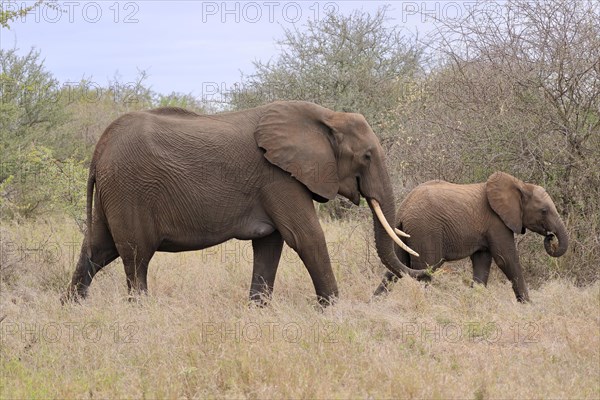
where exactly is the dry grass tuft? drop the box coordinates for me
[1,219,598,398]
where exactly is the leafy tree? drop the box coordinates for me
[230,6,423,138]
[423,0,599,209]
[0,145,87,222]
[0,48,82,219]
[0,48,67,152]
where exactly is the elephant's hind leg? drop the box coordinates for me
[250,231,284,306]
[115,242,155,297]
[63,220,119,303]
[471,251,492,286]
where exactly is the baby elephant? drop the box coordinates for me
[374,172,568,302]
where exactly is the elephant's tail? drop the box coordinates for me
[85,163,96,258]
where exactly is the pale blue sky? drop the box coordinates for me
[0,1,453,97]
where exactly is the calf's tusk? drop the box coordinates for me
[394,228,410,238]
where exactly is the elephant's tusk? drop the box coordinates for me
[394,228,410,238]
[370,199,420,257]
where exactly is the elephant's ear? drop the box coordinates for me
[254,101,339,200]
[486,172,526,234]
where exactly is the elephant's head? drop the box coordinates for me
[486,172,568,257]
[255,101,429,280]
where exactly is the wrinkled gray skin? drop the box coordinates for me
[62,101,430,306]
[374,172,568,302]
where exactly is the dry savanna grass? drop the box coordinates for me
[1,217,599,399]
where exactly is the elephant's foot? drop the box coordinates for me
[516,294,530,303]
[248,299,269,309]
[126,295,141,304]
[470,280,486,288]
[126,288,148,304]
[60,284,87,305]
[316,293,337,308]
[248,292,272,308]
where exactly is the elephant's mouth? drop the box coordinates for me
[528,225,548,236]
[356,177,376,205]
[544,233,559,253]
[351,177,362,205]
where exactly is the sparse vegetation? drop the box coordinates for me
[0,218,598,398]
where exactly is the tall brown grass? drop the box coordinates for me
[1,218,599,398]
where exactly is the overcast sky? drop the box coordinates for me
[0,1,461,98]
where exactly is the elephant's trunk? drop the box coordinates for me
[367,192,431,281]
[544,216,569,257]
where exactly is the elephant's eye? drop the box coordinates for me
[363,152,372,162]
[541,207,548,215]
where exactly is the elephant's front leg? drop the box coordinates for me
[262,184,339,306]
[292,228,338,306]
[491,239,530,302]
[115,241,154,298]
[250,231,284,306]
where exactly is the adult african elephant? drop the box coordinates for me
[373,172,568,302]
[62,101,430,306]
